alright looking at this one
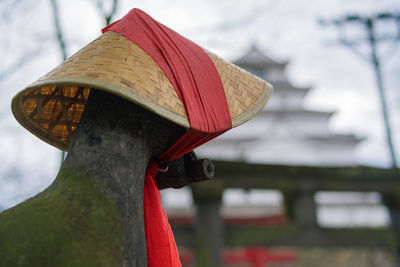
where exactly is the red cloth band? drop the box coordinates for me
[103,8,231,133]
[103,8,232,267]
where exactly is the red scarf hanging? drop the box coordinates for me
[103,8,231,266]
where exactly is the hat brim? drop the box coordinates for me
[12,31,273,151]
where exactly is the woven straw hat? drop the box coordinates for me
[12,31,273,151]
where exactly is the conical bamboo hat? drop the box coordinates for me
[12,31,273,151]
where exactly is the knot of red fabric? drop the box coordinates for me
[146,161,159,178]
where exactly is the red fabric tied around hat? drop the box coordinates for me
[103,8,231,266]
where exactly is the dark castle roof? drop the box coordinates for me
[233,44,287,68]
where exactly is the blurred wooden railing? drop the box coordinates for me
[171,160,400,266]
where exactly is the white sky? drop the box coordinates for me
[0,0,399,210]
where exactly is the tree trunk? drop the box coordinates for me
[0,90,184,267]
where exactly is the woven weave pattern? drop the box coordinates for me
[207,51,266,120]
[22,86,90,147]
[40,32,266,121]
[40,31,187,118]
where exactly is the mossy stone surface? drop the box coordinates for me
[0,165,123,267]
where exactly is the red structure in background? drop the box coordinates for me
[179,247,296,267]
[171,210,293,266]
[223,214,287,225]
[168,214,287,226]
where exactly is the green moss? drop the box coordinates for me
[0,165,123,267]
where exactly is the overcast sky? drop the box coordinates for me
[0,0,399,210]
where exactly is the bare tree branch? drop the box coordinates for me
[49,0,67,60]
[92,0,119,26]
[105,0,118,25]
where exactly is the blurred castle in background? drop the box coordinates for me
[196,44,362,165]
